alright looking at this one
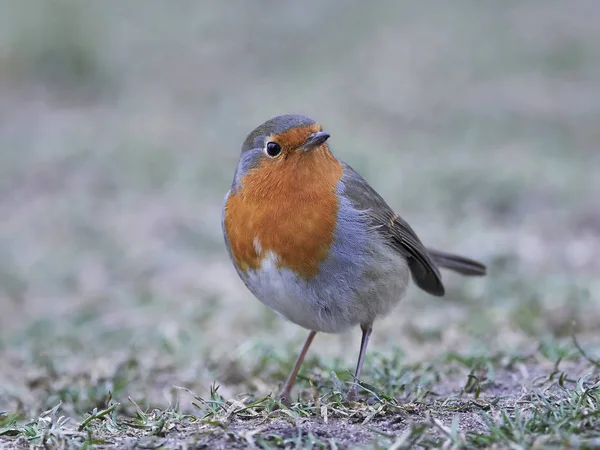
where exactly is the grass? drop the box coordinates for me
[1,343,599,448]
[1,0,599,448]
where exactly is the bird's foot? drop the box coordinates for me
[278,390,293,407]
[344,386,359,403]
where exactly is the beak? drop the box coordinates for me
[302,131,330,151]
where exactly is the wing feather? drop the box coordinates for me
[341,163,445,296]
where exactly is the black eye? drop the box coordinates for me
[266,141,282,157]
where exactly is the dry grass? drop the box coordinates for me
[0,1,599,448]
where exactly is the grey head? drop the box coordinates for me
[242,114,317,152]
[231,114,329,190]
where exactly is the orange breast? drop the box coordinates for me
[224,147,343,279]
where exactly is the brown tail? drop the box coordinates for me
[427,249,487,276]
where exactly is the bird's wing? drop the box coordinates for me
[341,162,445,296]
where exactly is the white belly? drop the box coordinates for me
[242,239,410,333]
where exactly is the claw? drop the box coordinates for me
[278,391,293,407]
[344,386,359,402]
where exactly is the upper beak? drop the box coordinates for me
[302,131,330,151]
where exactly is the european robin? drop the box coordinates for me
[222,115,486,402]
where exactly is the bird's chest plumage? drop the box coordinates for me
[224,150,343,279]
[223,155,409,332]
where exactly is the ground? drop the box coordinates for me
[0,1,599,449]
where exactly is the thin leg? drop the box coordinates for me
[279,330,317,403]
[345,324,373,401]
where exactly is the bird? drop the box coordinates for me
[222,114,486,402]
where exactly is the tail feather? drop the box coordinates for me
[426,249,487,276]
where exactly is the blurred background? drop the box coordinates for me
[0,0,599,415]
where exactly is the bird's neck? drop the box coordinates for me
[243,147,341,202]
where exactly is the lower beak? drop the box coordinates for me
[302,131,330,150]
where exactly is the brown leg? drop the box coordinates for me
[345,324,373,401]
[279,330,317,403]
